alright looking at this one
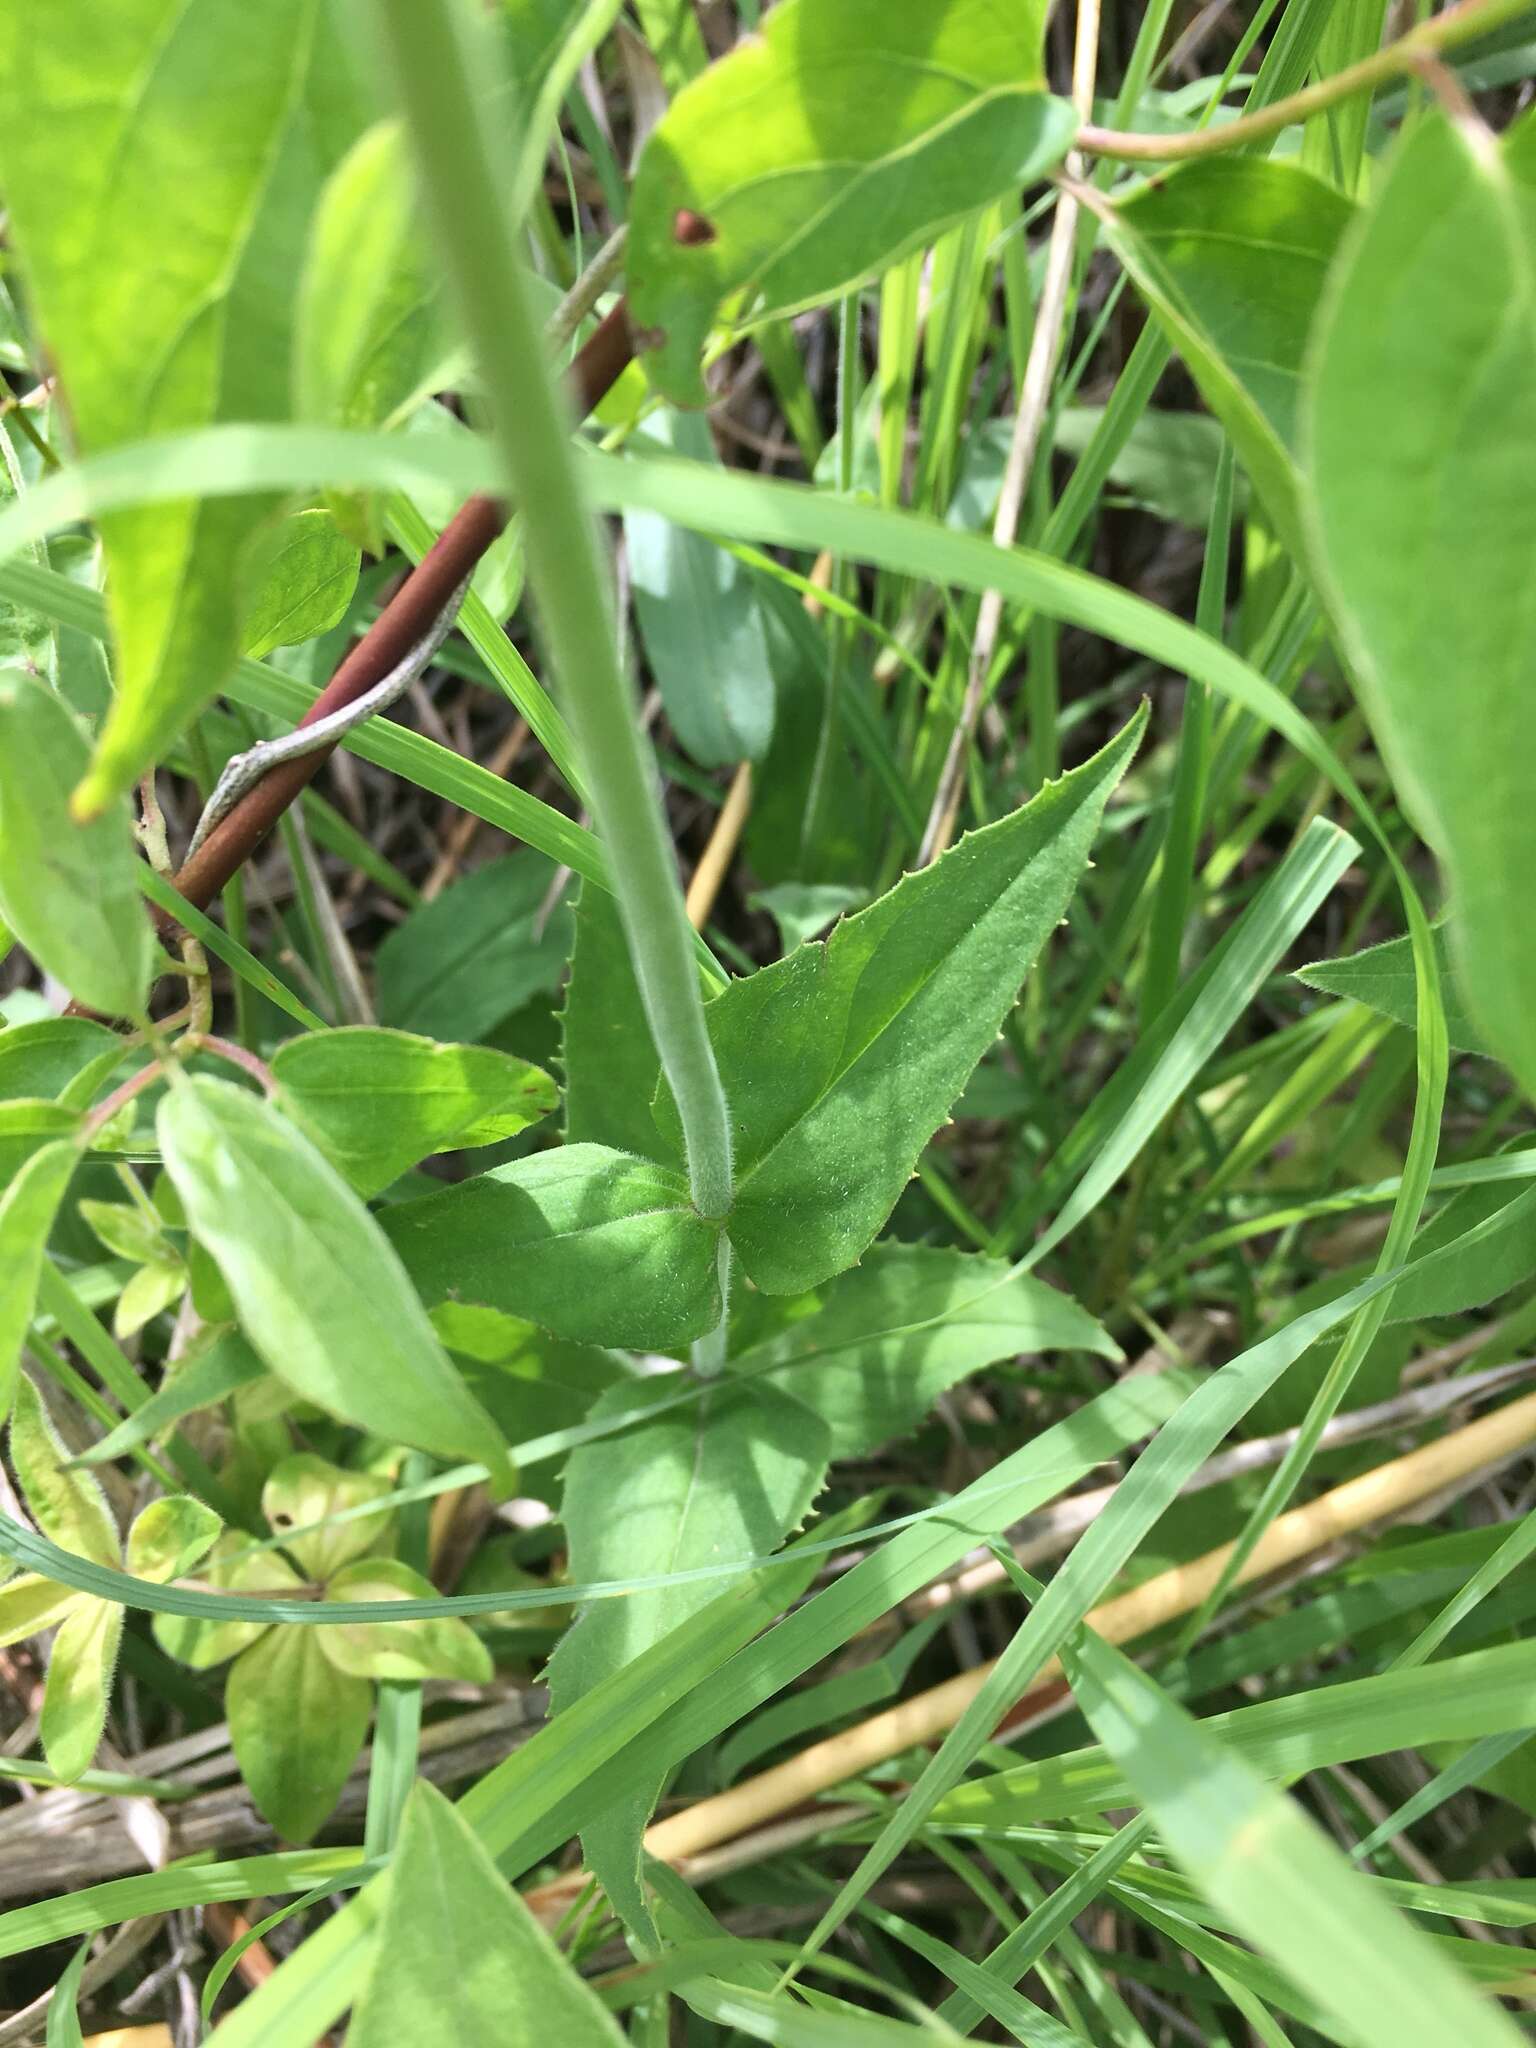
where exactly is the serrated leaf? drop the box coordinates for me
[0,0,367,807]
[0,1141,76,1421]
[0,1018,118,1104]
[347,1780,627,2048]
[627,0,1076,405]
[624,410,776,766]
[242,507,360,659]
[665,708,1145,1295]
[262,1453,396,1582]
[1307,111,1536,1101]
[375,854,574,1044]
[548,1375,830,1937]
[157,1077,514,1485]
[1297,924,1486,1052]
[1104,157,1354,556]
[226,1622,372,1844]
[732,1244,1117,1459]
[123,1495,222,1584]
[9,1376,118,1569]
[0,672,152,1015]
[314,1558,493,1683]
[382,1144,723,1350]
[272,1025,556,1198]
[40,1597,122,1783]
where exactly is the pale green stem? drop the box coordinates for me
[1079,0,1530,161]
[370,0,733,1223]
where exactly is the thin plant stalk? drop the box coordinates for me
[371,0,733,1223]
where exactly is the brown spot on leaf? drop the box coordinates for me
[673,208,717,246]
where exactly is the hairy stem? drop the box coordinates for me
[372,0,734,1221]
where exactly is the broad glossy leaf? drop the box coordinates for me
[242,508,360,659]
[157,1077,514,1485]
[226,1622,372,1844]
[40,1597,122,1783]
[123,1495,221,1584]
[0,1,368,807]
[9,1376,118,1570]
[0,1141,76,1421]
[262,1453,396,1581]
[732,1244,1116,1459]
[1307,112,1536,1101]
[560,883,665,1159]
[381,1144,723,1350]
[1105,158,1353,555]
[315,1558,493,1682]
[347,1780,626,2048]
[627,0,1076,405]
[1298,924,1485,1052]
[666,709,1144,1294]
[273,1026,556,1197]
[0,672,152,1015]
[375,854,574,1044]
[548,1374,830,1935]
[625,411,776,766]
[0,1018,118,1103]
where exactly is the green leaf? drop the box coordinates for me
[152,1533,299,1671]
[674,709,1144,1295]
[78,1197,172,1267]
[262,1453,396,1582]
[0,1018,118,1103]
[45,1937,88,2048]
[560,882,665,1159]
[1297,924,1486,1052]
[0,672,152,1015]
[1307,111,1536,1102]
[732,1244,1117,1460]
[73,1328,265,1467]
[1063,1626,1526,2048]
[157,1077,514,1485]
[111,1258,187,1341]
[123,1495,222,1585]
[431,1304,628,1448]
[375,854,574,1044]
[748,882,867,955]
[347,1780,626,2048]
[1384,1181,1536,1326]
[9,1376,118,1570]
[0,1101,82,1187]
[0,0,367,807]
[381,1144,724,1350]
[296,120,450,434]
[624,411,776,766]
[242,507,360,660]
[0,1141,77,1421]
[273,1025,556,1197]
[227,1622,372,1844]
[627,0,1076,405]
[548,1376,829,1937]
[1104,157,1353,556]
[0,1572,84,1651]
[315,1559,493,1683]
[40,1597,122,1783]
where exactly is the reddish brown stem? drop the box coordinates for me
[156,298,636,934]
